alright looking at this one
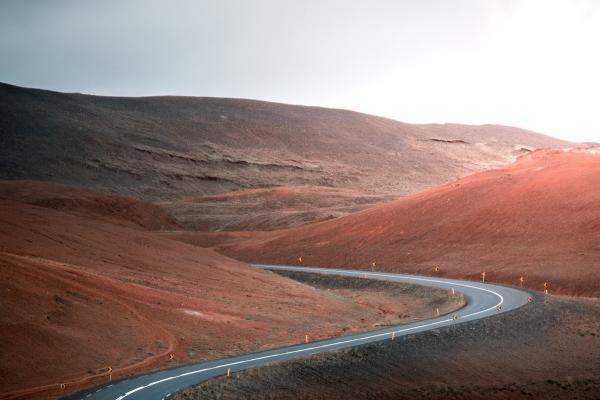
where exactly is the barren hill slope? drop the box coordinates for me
[0,82,568,202]
[159,186,397,231]
[0,183,452,398]
[219,149,600,297]
[0,180,179,230]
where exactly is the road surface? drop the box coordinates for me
[65,264,531,400]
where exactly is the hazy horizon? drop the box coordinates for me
[1,0,599,142]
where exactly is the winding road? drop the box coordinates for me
[65,264,531,400]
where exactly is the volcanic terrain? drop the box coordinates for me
[217,148,600,297]
[178,294,600,400]
[0,182,462,399]
[1,82,566,205]
[158,186,398,231]
[3,82,597,400]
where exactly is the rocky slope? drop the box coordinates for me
[1,82,568,204]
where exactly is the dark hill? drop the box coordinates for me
[0,82,569,201]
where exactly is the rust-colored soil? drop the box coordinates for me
[0,181,179,230]
[0,183,459,399]
[219,149,600,297]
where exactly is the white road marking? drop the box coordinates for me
[113,267,506,400]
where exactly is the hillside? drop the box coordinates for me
[158,186,397,231]
[0,180,179,230]
[0,82,568,204]
[0,183,456,399]
[218,149,600,297]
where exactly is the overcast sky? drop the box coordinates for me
[1,0,599,142]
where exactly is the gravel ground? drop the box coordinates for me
[174,293,600,400]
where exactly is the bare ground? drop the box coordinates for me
[1,82,568,204]
[0,184,463,400]
[217,149,600,297]
[174,294,600,400]
[158,186,397,231]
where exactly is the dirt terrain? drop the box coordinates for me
[2,82,596,400]
[175,294,600,400]
[1,82,567,206]
[159,186,397,231]
[218,148,600,297]
[0,182,462,399]
[0,180,179,230]
[1,82,571,233]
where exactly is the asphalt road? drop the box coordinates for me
[65,264,531,400]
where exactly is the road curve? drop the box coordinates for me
[65,265,531,400]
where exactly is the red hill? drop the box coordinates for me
[220,149,600,297]
[0,183,427,398]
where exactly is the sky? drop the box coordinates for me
[1,0,599,142]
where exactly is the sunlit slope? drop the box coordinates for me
[221,149,600,297]
[0,183,409,397]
